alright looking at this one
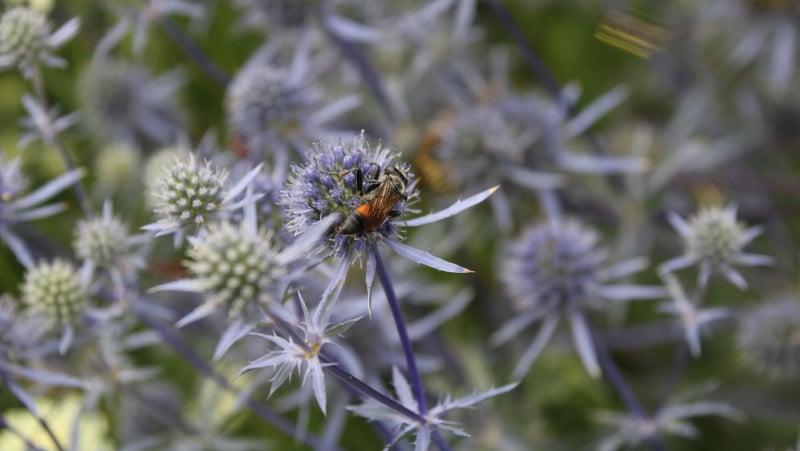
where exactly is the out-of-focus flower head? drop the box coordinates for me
[695,0,800,95]
[738,295,800,379]
[0,152,84,269]
[658,274,730,357]
[596,382,744,451]
[97,0,204,56]
[0,6,80,77]
[0,294,48,361]
[495,218,664,378]
[225,38,360,164]
[74,201,130,268]
[20,258,91,353]
[661,204,773,289]
[349,366,517,450]
[79,58,184,149]
[94,142,142,198]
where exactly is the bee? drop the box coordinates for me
[336,165,409,236]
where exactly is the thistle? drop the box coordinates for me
[495,218,664,378]
[0,6,80,76]
[661,205,773,289]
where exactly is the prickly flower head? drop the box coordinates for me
[153,154,228,228]
[738,296,800,379]
[185,221,279,316]
[279,132,417,258]
[0,6,79,75]
[20,259,87,326]
[502,220,604,313]
[74,209,129,266]
[684,207,747,267]
[226,65,315,156]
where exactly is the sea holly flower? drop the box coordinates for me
[143,154,262,241]
[660,204,773,289]
[235,299,358,415]
[0,6,80,77]
[493,218,665,378]
[349,366,517,451]
[659,275,729,357]
[150,195,338,328]
[74,201,130,268]
[279,131,496,302]
[18,94,79,148]
[79,58,184,148]
[225,38,360,162]
[98,0,204,56]
[596,382,743,451]
[20,258,91,353]
[0,152,84,269]
[738,295,800,379]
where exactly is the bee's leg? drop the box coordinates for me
[362,163,383,193]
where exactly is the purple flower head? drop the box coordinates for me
[280,131,418,260]
[496,218,665,378]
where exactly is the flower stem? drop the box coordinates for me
[265,305,428,425]
[31,67,93,218]
[154,15,230,87]
[135,307,332,449]
[371,247,429,416]
[589,322,667,451]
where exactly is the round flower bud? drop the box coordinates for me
[79,59,182,147]
[21,259,87,325]
[153,154,227,227]
[0,7,48,71]
[502,220,604,312]
[226,65,314,157]
[738,297,800,379]
[74,214,129,266]
[95,143,141,196]
[185,221,278,315]
[684,207,747,268]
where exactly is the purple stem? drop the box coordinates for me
[589,320,667,451]
[371,247,429,417]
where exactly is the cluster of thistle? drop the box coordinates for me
[0,1,799,450]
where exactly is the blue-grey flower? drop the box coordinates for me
[20,258,92,353]
[0,152,84,269]
[660,204,773,289]
[494,218,665,378]
[73,201,130,267]
[659,274,730,357]
[738,295,800,379]
[143,154,261,240]
[20,258,87,325]
[18,93,79,148]
[79,58,184,148]
[349,366,517,451]
[225,40,360,162]
[98,0,204,56]
[596,382,743,451]
[0,6,80,76]
[150,193,338,327]
[280,131,495,307]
